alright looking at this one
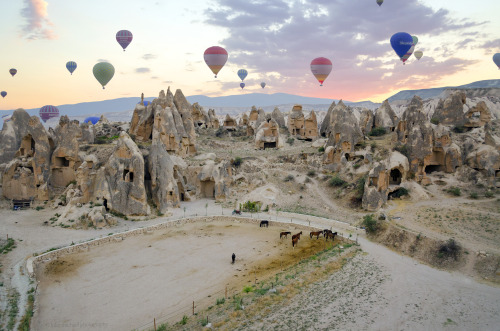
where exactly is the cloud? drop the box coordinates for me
[142,54,157,60]
[163,80,173,84]
[205,0,488,100]
[151,76,159,80]
[20,0,57,40]
[135,67,151,73]
[481,39,500,54]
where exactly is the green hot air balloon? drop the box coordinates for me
[93,62,115,89]
[412,36,418,46]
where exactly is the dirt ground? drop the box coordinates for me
[32,219,330,330]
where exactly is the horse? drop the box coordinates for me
[324,229,333,236]
[325,232,338,241]
[260,220,269,227]
[309,230,323,239]
[280,231,291,239]
[292,231,303,240]
[232,210,241,215]
[292,237,299,248]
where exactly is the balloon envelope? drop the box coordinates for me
[237,69,248,81]
[66,61,77,75]
[390,32,413,59]
[310,57,332,86]
[261,82,266,88]
[39,105,59,123]
[240,83,245,89]
[414,51,423,60]
[412,36,419,46]
[1,91,6,98]
[93,62,115,89]
[376,0,383,6]
[204,46,228,78]
[402,45,415,63]
[116,30,133,51]
[9,69,17,77]
[84,116,100,125]
[493,53,500,69]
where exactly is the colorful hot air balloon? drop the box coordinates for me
[39,105,59,123]
[261,82,266,89]
[376,0,383,6]
[412,36,419,46]
[310,57,332,86]
[493,53,500,69]
[240,83,245,89]
[1,91,6,98]
[401,44,415,64]
[93,62,115,89]
[116,30,133,51]
[83,116,100,125]
[9,69,17,77]
[414,50,423,60]
[66,61,77,75]
[204,46,228,78]
[237,69,248,81]
[390,32,413,61]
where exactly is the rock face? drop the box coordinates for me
[271,107,286,128]
[239,113,249,127]
[1,109,51,200]
[466,145,500,180]
[101,132,149,216]
[207,109,220,129]
[359,108,374,135]
[129,89,196,155]
[362,151,410,211]
[374,100,398,132]
[464,101,492,128]
[247,106,266,136]
[255,119,280,149]
[223,114,237,130]
[288,105,318,140]
[323,101,364,165]
[196,160,232,201]
[431,91,467,126]
[320,101,336,137]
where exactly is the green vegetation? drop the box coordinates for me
[394,144,409,158]
[240,201,261,213]
[18,289,35,331]
[328,175,347,187]
[157,323,168,331]
[7,290,20,330]
[231,156,243,168]
[286,137,295,145]
[452,125,466,133]
[430,117,440,125]
[485,191,494,198]
[95,135,120,144]
[469,192,478,199]
[306,169,316,177]
[109,210,128,220]
[66,180,77,187]
[180,315,188,325]
[216,297,225,305]
[284,174,295,182]
[362,214,380,234]
[368,127,386,136]
[243,285,254,293]
[35,206,44,211]
[1,238,16,254]
[446,187,461,196]
[318,146,325,153]
[437,239,460,260]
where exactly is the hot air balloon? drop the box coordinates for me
[493,53,500,69]
[66,61,77,75]
[240,83,245,89]
[261,82,266,89]
[401,44,415,64]
[39,105,59,123]
[237,69,248,81]
[83,116,100,125]
[390,32,413,61]
[414,51,423,60]
[310,57,332,86]
[93,62,115,89]
[116,30,133,51]
[376,0,383,6]
[1,91,6,98]
[204,46,228,78]
[412,36,419,46]
[9,69,17,77]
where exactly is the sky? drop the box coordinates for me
[0,0,499,110]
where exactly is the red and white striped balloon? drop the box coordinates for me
[204,46,228,78]
[310,57,333,86]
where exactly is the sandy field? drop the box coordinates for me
[32,219,329,330]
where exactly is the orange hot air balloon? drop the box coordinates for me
[310,57,332,86]
[204,46,228,78]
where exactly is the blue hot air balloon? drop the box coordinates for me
[240,82,245,89]
[237,69,248,81]
[390,32,414,60]
[493,53,500,69]
[83,116,100,125]
[66,61,77,75]
[1,91,6,98]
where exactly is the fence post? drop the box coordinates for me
[193,301,195,315]
[154,318,156,331]
[225,286,227,299]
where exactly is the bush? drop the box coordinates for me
[215,127,227,137]
[391,187,409,198]
[368,127,386,136]
[307,170,316,177]
[438,239,460,260]
[243,285,253,293]
[318,146,325,153]
[216,297,225,305]
[241,201,261,212]
[370,142,377,152]
[328,175,347,187]
[469,192,478,199]
[180,315,188,325]
[394,144,409,158]
[353,163,361,169]
[35,206,44,211]
[485,191,494,198]
[446,187,461,196]
[362,214,379,234]
[232,157,243,168]
[430,117,440,125]
[452,125,466,133]
[286,137,295,145]
[284,175,295,182]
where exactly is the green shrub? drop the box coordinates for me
[35,206,44,211]
[391,187,409,198]
[180,315,188,325]
[284,175,295,182]
[430,117,440,125]
[243,285,253,293]
[328,175,347,187]
[446,187,461,196]
[370,142,377,152]
[485,191,494,198]
[241,201,261,212]
[216,297,225,305]
[157,323,168,331]
[286,137,295,145]
[438,239,460,260]
[469,192,478,199]
[452,125,466,133]
[66,180,77,187]
[353,163,361,169]
[307,169,316,177]
[362,214,379,234]
[232,157,243,168]
[318,146,325,153]
[368,127,386,136]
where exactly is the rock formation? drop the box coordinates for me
[271,107,286,128]
[431,91,467,126]
[287,105,318,140]
[359,108,374,135]
[320,101,336,137]
[195,160,232,201]
[207,109,220,129]
[255,119,280,149]
[247,106,266,136]
[223,114,237,130]
[464,101,492,128]
[374,100,398,132]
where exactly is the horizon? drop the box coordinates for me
[0,0,499,111]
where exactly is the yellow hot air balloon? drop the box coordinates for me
[414,51,423,60]
[93,62,115,89]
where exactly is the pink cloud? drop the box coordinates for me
[20,0,57,40]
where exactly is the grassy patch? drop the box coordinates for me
[0,238,16,254]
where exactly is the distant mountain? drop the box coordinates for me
[388,79,500,101]
[186,93,336,107]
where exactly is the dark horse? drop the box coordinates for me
[260,220,269,227]
[325,232,338,241]
[292,231,303,240]
[292,237,299,248]
[280,231,291,239]
[232,253,236,264]
[232,210,242,215]
[309,230,323,239]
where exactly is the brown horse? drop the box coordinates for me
[325,232,337,241]
[309,230,323,239]
[292,237,299,248]
[292,231,303,241]
[280,231,292,239]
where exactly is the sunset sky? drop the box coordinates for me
[0,0,499,110]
